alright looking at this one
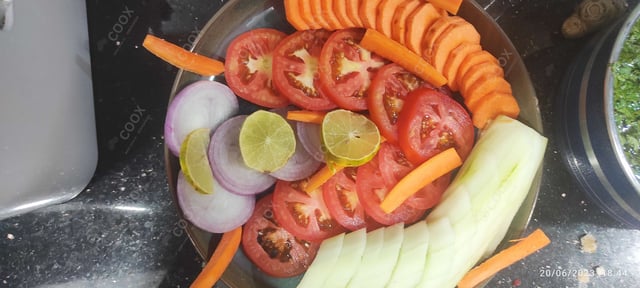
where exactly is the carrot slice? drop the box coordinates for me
[429,20,481,73]
[459,61,504,97]
[311,1,332,30]
[301,1,322,29]
[190,226,243,288]
[346,0,364,27]
[321,0,343,30]
[359,0,382,29]
[380,147,462,213]
[458,229,551,288]
[376,0,405,38]
[428,0,464,15]
[304,164,343,193]
[390,0,421,43]
[404,3,446,54]
[464,75,512,110]
[142,34,225,76]
[333,0,357,28]
[469,91,520,129]
[285,0,310,30]
[360,29,447,87]
[442,42,482,92]
[421,16,466,69]
[286,110,327,124]
[456,50,500,91]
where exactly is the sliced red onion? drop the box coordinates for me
[177,171,255,233]
[208,115,276,195]
[296,121,326,162]
[165,81,239,156]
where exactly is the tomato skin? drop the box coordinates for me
[356,155,426,226]
[224,28,290,108]
[376,142,449,210]
[272,179,346,242]
[322,167,383,231]
[367,64,426,143]
[272,29,337,111]
[318,28,386,111]
[242,195,320,278]
[397,87,475,166]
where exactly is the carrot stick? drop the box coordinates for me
[428,0,463,15]
[359,29,447,87]
[304,164,344,194]
[286,110,327,124]
[143,34,225,76]
[457,229,551,288]
[380,147,461,213]
[190,226,243,288]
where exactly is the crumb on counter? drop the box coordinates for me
[580,233,597,253]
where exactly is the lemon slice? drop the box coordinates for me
[179,128,214,194]
[322,109,381,167]
[239,110,296,173]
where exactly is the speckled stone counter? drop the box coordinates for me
[1,0,640,287]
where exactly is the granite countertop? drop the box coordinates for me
[2,0,640,287]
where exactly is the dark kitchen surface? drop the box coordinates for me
[2,0,640,287]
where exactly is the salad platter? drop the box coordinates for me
[163,0,544,287]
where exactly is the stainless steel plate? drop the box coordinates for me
[164,0,543,286]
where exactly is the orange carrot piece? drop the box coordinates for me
[390,0,422,43]
[429,20,481,74]
[442,42,482,92]
[428,0,463,15]
[404,3,446,54]
[458,229,551,288]
[469,91,520,129]
[359,0,382,29]
[333,0,357,28]
[286,110,327,124]
[305,164,343,193]
[464,75,512,110]
[190,226,243,288]
[346,0,364,27]
[301,1,323,29]
[456,50,500,92]
[320,0,343,30]
[311,0,332,30]
[143,34,225,76]
[376,0,405,38]
[421,16,465,68]
[380,147,462,213]
[285,0,310,30]
[459,61,504,97]
[360,29,447,87]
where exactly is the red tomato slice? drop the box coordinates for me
[241,195,320,278]
[376,142,449,210]
[272,179,346,241]
[224,28,290,108]
[322,167,383,231]
[318,28,387,111]
[272,29,337,111]
[367,64,426,143]
[397,87,475,166]
[355,155,426,226]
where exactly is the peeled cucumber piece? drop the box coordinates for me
[369,223,404,287]
[386,221,430,288]
[417,115,547,288]
[323,228,367,288]
[346,226,385,288]
[297,233,345,288]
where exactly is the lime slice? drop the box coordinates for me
[321,109,381,167]
[239,110,296,173]
[179,128,215,194]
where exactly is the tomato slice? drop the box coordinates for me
[355,155,426,226]
[376,142,449,210]
[367,64,426,143]
[272,179,346,241]
[318,28,386,111]
[224,28,290,108]
[272,29,337,111]
[241,195,320,278]
[322,167,383,231]
[397,87,475,166]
